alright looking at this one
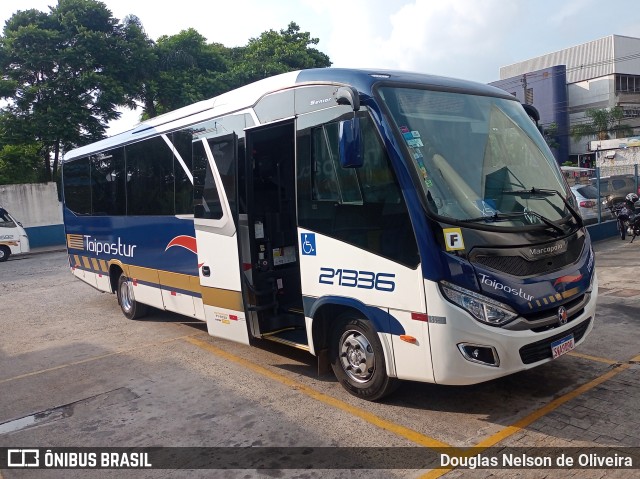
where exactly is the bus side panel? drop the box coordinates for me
[298,228,431,380]
[196,230,249,345]
[389,309,434,382]
[64,212,200,317]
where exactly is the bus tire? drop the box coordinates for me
[0,246,9,262]
[117,274,149,320]
[329,314,399,401]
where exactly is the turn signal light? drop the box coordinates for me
[400,335,417,344]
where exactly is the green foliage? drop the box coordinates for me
[542,122,559,150]
[139,22,332,118]
[0,142,42,185]
[0,0,154,182]
[147,28,229,116]
[571,107,634,142]
[0,1,332,184]
[225,22,331,88]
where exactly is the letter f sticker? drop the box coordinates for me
[443,228,465,251]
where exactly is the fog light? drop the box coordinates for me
[457,343,500,367]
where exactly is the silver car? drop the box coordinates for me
[570,184,612,223]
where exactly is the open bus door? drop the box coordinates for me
[240,119,307,349]
[193,133,251,345]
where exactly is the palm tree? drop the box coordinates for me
[571,107,634,142]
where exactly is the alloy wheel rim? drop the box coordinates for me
[338,329,375,383]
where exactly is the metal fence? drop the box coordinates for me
[563,164,640,225]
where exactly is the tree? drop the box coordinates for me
[0,0,149,181]
[0,142,41,185]
[542,122,559,150]
[571,107,634,143]
[148,29,229,116]
[227,22,331,88]
[139,22,331,119]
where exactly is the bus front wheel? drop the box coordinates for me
[117,274,149,320]
[330,315,399,401]
[0,246,10,262]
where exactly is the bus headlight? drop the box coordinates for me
[440,281,518,326]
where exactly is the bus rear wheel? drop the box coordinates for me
[0,246,9,262]
[329,315,399,401]
[117,274,149,320]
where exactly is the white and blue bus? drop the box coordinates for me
[62,69,597,400]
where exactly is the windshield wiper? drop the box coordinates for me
[502,187,557,197]
[460,210,565,234]
[501,187,583,227]
[459,212,521,223]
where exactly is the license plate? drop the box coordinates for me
[551,334,575,359]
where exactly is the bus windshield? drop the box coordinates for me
[378,86,570,229]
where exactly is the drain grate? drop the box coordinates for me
[0,387,138,435]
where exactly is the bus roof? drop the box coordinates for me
[63,68,513,162]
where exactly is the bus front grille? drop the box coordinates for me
[471,236,585,277]
[519,317,591,364]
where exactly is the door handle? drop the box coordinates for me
[202,266,211,277]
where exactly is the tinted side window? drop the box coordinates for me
[172,131,194,215]
[191,114,252,218]
[63,157,91,215]
[311,122,362,204]
[208,135,237,215]
[126,137,174,215]
[297,111,419,267]
[91,148,126,215]
[193,140,223,220]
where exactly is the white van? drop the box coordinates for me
[0,207,30,261]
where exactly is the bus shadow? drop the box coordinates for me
[136,309,612,423]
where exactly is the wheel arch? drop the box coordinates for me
[108,263,124,294]
[308,296,403,377]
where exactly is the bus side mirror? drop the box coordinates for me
[335,86,360,111]
[339,117,363,168]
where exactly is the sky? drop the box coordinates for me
[3,0,640,134]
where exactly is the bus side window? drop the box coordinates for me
[91,148,126,216]
[192,140,223,220]
[125,137,175,216]
[172,130,195,215]
[207,135,237,216]
[63,156,92,215]
[297,112,419,268]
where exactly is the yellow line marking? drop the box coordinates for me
[417,358,635,479]
[0,333,204,385]
[567,351,619,365]
[474,364,630,449]
[184,336,451,449]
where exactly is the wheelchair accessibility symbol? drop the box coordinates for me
[301,233,316,256]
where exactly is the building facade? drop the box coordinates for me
[490,65,569,163]
[494,35,640,165]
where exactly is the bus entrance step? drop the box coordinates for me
[262,327,309,351]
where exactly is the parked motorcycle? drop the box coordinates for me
[614,193,640,242]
